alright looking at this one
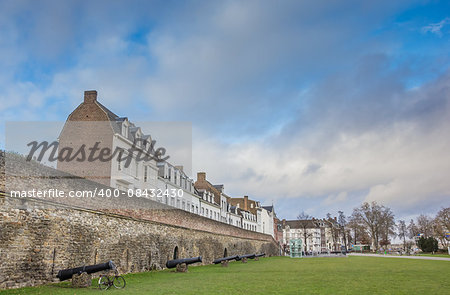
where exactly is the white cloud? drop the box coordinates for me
[421,17,450,37]
[192,69,450,217]
[0,0,448,219]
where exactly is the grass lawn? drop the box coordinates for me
[1,256,449,295]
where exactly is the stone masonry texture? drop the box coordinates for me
[0,152,279,289]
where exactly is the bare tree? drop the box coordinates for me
[380,210,396,248]
[297,211,314,253]
[324,213,341,251]
[434,207,450,248]
[351,202,395,252]
[348,216,370,246]
[416,214,434,238]
[338,211,348,252]
[408,219,419,239]
[397,220,408,253]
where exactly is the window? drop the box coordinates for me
[144,166,148,182]
[135,161,139,177]
[136,131,142,147]
[122,122,128,138]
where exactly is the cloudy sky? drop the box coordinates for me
[1,0,449,221]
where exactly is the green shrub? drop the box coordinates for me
[417,236,438,253]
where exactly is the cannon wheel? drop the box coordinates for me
[113,276,126,289]
[98,275,111,290]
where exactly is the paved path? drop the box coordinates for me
[349,253,450,261]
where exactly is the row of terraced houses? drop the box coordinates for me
[57,90,277,238]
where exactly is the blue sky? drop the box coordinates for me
[1,0,449,221]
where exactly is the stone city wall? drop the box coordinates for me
[0,152,279,289]
[0,195,278,289]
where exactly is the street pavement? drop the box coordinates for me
[349,253,450,261]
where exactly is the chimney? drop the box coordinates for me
[84,90,97,104]
[244,196,248,211]
[197,172,206,181]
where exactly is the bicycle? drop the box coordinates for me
[98,269,126,290]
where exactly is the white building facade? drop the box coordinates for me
[60,91,276,235]
[281,219,346,253]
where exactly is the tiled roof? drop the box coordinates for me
[97,101,119,121]
[284,219,320,229]
[262,205,274,212]
[95,102,148,144]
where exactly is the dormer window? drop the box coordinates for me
[122,122,129,138]
[135,129,142,147]
[135,133,140,146]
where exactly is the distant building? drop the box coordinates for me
[228,196,275,237]
[194,172,228,224]
[281,218,346,253]
[261,205,275,236]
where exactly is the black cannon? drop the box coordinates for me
[255,253,266,258]
[166,256,202,269]
[213,255,239,264]
[236,253,256,261]
[57,261,116,281]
